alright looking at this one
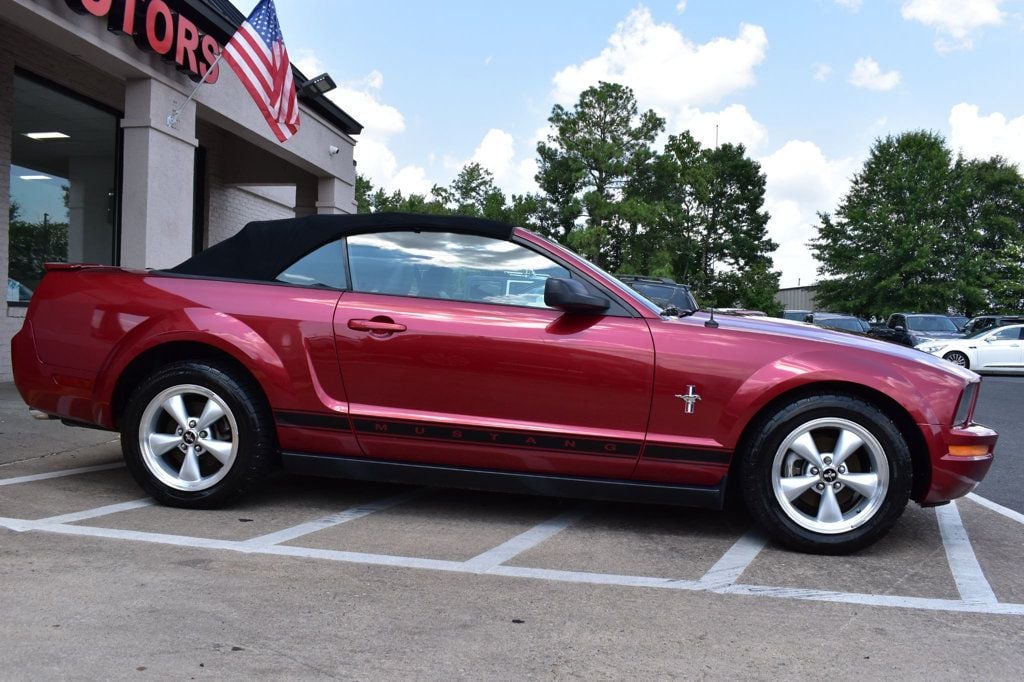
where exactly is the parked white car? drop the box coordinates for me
[917,324,1024,373]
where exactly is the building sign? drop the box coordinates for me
[65,0,220,83]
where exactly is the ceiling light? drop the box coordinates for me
[19,175,52,181]
[24,132,70,140]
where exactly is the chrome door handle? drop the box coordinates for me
[348,318,407,334]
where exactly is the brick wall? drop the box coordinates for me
[206,179,296,247]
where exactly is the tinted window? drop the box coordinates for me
[990,327,1023,341]
[906,315,957,332]
[819,318,861,332]
[347,231,571,309]
[276,240,347,289]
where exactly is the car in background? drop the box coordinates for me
[806,312,871,335]
[782,309,812,322]
[616,275,698,313]
[962,314,1024,336]
[948,315,968,332]
[715,308,767,317]
[866,313,964,347]
[917,324,1024,373]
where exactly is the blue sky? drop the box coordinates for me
[235,0,1024,286]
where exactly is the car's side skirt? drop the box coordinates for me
[281,452,727,509]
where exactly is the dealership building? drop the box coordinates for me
[0,0,362,380]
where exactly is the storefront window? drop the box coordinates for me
[8,73,119,304]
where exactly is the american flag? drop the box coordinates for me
[222,0,299,142]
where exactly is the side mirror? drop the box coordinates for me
[984,336,995,343]
[894,325,905,332]
[544,277,610,314]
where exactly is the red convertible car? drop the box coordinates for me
[12,213,997,553]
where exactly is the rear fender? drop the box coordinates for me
[91,307,290,426]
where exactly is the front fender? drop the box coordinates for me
[720,349,943,448]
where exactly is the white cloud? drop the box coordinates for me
[812,63,833,81]
[673,104,768,152]
[901,0,1004,51]
[759,141,860,287]
[848,57,901,91]
[675,1,687,13]
[444,128,538,196]
[835,0,863,10]
[949,103,1024,167]
[552,8,768,110]
[301,55,431,196]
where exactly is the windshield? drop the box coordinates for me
[819,318,862,332]
[629,282,698,311]
[906,315,958,332]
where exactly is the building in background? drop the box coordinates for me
[1,0,361,380]
[775,285,819,313]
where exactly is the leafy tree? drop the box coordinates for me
[535,81,664,270]
[812,131,1024,317]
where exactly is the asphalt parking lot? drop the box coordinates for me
[2,380,1023,678]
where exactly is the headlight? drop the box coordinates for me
[953,382,979,426]
[918,344,947,353]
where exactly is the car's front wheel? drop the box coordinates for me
[121,361,277,508]
[740,394,912,554]
[943,351,969,368]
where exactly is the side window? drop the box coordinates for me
[347,231,571,309]
[990,327,1020,341]
[275,240,347,289]
[890,315,904,329]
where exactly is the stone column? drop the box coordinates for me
[119,79,197,269]
[294,177,317,217]
[315,176,354,215]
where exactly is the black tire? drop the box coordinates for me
[943,351,970,369]
[739,394,912,554]
[121,360,278,508]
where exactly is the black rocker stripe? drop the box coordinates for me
[351,418,641,458]
[275,411,353,431]
[276,412,729,465]
[642,444,731,464]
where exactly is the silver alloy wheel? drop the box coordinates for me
[138,384,239,492]
[770,417,889,535]
[944,352,968,367]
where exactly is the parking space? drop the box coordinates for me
[3,377,1024,676]
[2,443,1023,619]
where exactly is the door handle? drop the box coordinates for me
[348,318,407,334]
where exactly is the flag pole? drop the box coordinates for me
[166,52,226,128]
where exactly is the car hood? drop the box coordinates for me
[668,312,978,382]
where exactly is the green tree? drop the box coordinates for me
[535,81,664,270]
[812,131,1024,317]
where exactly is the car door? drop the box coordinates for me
[975,326,1023,369]
[333,230,655,479]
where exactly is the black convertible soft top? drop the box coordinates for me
[165,212,516,281]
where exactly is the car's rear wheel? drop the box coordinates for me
[943,351,969,368]
[740,394,912,554]
[121,361,277,508]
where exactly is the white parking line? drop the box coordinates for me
[967,493,1024,526]
[0,513,1021,616]
[238,488,428,548]
[0,462,124,486]
[696,531,767,589]
[463,504,591,572]
[936,501,998,605]
[37,498,154,524]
